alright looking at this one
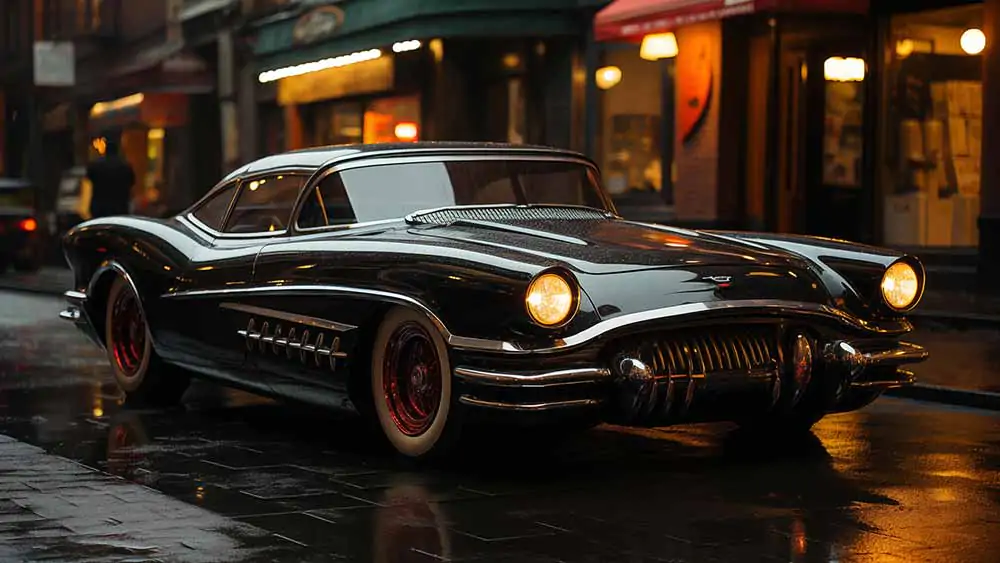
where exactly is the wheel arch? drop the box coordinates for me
[86,260,145,346]
[345,298,455,415]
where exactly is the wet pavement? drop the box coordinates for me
[1,290,999,562]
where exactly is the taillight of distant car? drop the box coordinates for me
[19,218,37,232]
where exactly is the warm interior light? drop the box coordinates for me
[525,272,575,326]
[19,218,37,232]
[639,32,678,61]
[392,39,421,53]
[961,28,986,55]
[394,122,418,141]
[90,93,144,118]
[595,66,622,90]
[258,48,382,83]
[896,39,915,58]
[881,261,921,311]
[823,57,865,82]
[147,128,165,140]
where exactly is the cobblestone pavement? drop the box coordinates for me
[1,290,999,562]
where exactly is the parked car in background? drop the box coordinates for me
[0,178,43,273]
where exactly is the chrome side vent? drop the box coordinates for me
[240,317,347,371]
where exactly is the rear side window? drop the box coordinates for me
[224,174,306,233]
[297,173,357,229]
[191,183,237,231]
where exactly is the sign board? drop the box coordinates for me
[33,41,76,87]
[292,6,345,45]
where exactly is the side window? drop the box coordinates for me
[224,174,305,234]
[297,173,357,229]
[191,183,238,231]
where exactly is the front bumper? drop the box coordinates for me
[60,290,104,348]
[453,335,928,425]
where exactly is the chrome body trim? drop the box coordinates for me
[163,283,520,352]
[454,366,611,387]
[457,396,601,411]
[163,284,911,354]
[220,302,358,332]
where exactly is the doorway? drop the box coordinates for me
[767,20,869,242]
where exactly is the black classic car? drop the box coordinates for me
[60,142,928,458]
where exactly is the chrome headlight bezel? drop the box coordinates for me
[880,258,925,313]
[524,269,580,328]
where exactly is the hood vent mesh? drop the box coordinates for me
[407,205,612,225]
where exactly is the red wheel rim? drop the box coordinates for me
[111,284,146,378]
[382,322,443,437]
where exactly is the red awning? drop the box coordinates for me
[594,0,868,41]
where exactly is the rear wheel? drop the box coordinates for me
[105,275,189,407]
[370,307,463,459]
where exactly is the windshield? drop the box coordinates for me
[339,159,612,222]
[0,187,33,209]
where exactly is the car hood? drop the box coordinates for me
[408,217,811,275]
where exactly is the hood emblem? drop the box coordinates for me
[703,275,732,288]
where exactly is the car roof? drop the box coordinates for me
[220,142,594,183]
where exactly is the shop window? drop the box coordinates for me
[191,182,238,231]
[882,5,983,247]
[306,102,363,146]
[224,174,306,234]
[597,46,666,210]
[297,173,357,229]
[364,96,421,143]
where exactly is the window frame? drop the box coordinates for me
[219,171,312,236]
[186,180,240,235]
[184,168,315,240]
[288,154,613,235]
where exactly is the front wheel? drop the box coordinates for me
[105,275,190,407]
[370,307,463,459]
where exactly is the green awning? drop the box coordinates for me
[254,0,603,72]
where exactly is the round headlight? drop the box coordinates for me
[525,272,576,326]
[881,261,921,311]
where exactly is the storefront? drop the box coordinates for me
[250,0,605,156]
[876,0,985,249]
[590,0,871,228]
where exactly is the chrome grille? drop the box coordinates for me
[638,325,779,377]
[407,205,610,225]
[615,325,782,422]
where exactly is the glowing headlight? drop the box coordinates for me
[881,261,921,311]
[525,272,576,326]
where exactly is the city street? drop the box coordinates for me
[1,289,999,562]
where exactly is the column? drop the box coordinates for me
[980,0,1000,286]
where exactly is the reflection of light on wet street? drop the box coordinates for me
[1,289,999,562]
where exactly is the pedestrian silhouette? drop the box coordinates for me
[86,137,135,218]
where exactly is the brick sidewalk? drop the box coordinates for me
[0,433,292,562]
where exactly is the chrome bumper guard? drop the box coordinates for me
[453,339,928,414]
[60,290,104,348]
[455,366,611,411]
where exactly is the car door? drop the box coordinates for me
[155,173,307,394]
[249,171,363,404]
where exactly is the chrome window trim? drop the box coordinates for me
[289,153,612,235]
[161,284,912,354]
